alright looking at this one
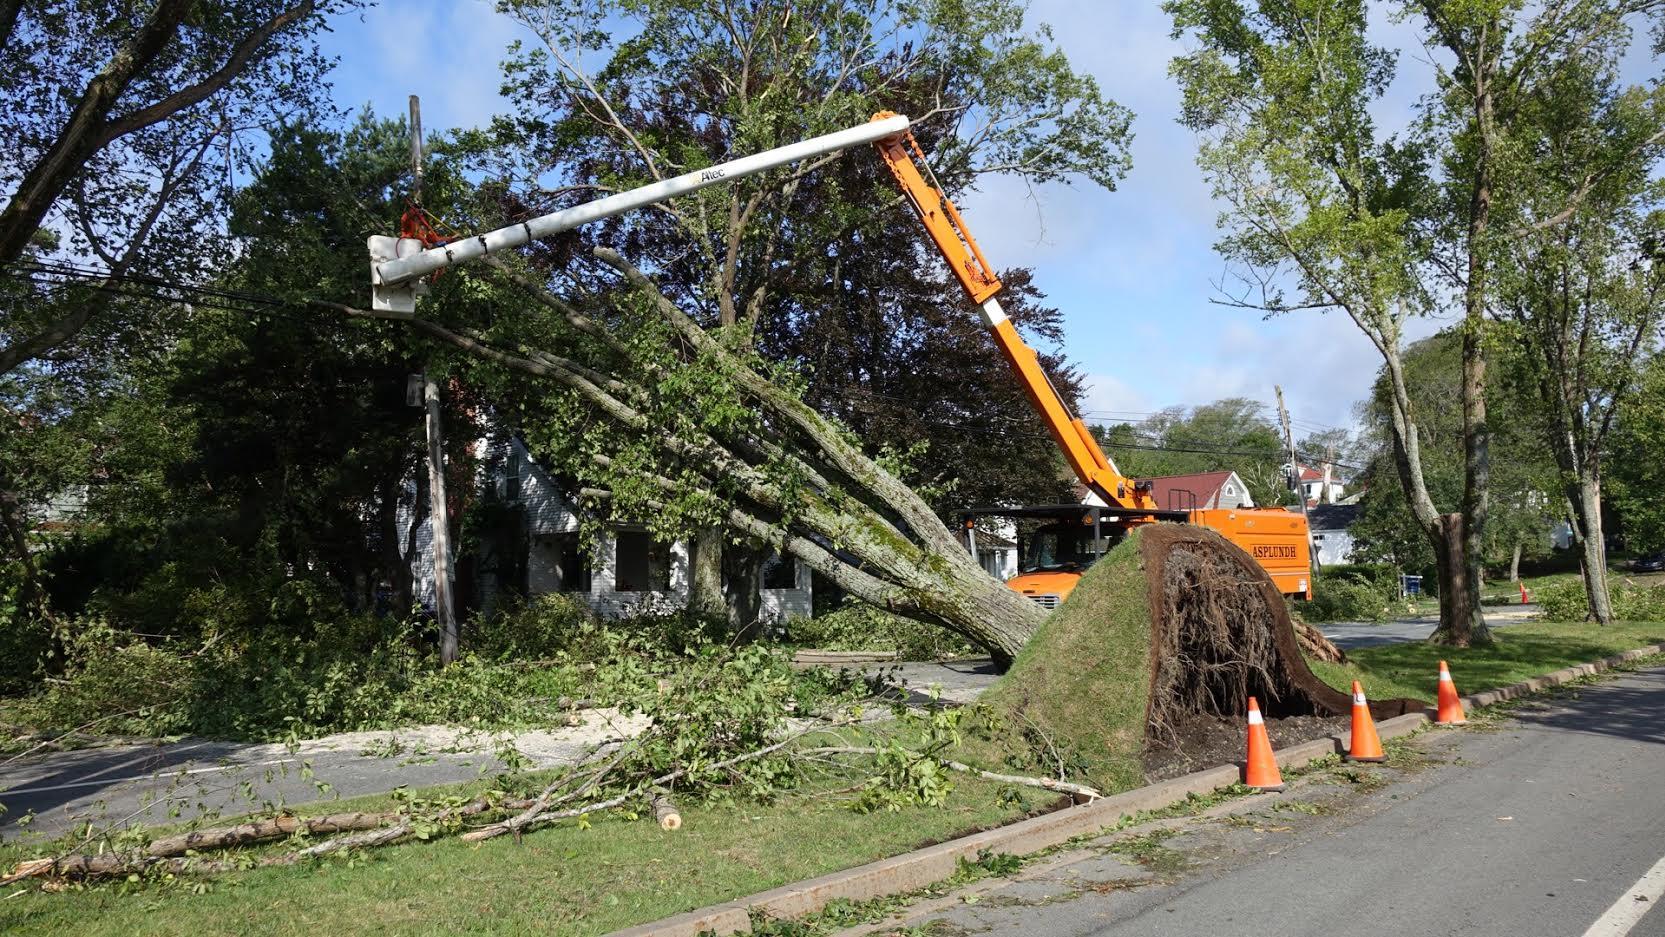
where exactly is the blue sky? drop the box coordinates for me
[316,1,1651,437]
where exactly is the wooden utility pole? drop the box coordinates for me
[410,94,457,664]
[1275,385,1318,577]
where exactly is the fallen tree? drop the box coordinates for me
[323,248,1050,663]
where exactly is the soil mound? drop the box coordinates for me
[978,525,1423,791]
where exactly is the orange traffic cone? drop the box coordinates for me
[1436,660,1467,725]
[1244,697,1285,791]
[1345,681,1385,762]
[1519,582,1530,604]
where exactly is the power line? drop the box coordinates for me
[8,261,1368,473]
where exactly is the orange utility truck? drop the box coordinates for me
[870,114,1312,605]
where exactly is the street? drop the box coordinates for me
[0,713,644,839]
[853,664,1665,937]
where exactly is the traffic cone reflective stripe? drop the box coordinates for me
[1436,660,1467,725]
[1244,697,1285,791]
[1345,680,1385,762]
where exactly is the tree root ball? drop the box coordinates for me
[975,526,1424,793]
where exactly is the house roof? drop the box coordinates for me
[1307,503,1361,531]
[1297,464,1324,481]
[1145,471,1238,511]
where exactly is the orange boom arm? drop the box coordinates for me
[870,113,1156,512]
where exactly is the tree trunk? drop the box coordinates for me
[686,527,725,620]
[1572,473,1613,624]
[723,541,765,642]
[1509,541,1522,583]
[1428,513,1491,647]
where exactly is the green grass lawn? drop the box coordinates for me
[5,618,1663,936]
[1311,619,1665,704]
[0,772,1049,937]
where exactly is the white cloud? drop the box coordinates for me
[1078,372,1154,422]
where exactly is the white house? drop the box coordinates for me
[405,438,813,623]
[1307,504,1361,566]
[1292,463,1347,506]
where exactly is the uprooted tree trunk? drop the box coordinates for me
[322,247,1048,665]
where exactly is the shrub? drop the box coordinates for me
[1535,581,1589,621]
[1531,580,1665,622]
[789,601,976,660]
[466,592,596,662]
[1615,583,1665,621]
[1300,579,1392,622]
[1320,563,1400,594]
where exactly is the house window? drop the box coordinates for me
[1224,484,1236,496]
[615,531,671,592]
[761,553,797,590]
[503,448,525,502]
[555,534,591,593]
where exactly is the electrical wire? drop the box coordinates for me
[5,261,1368,471]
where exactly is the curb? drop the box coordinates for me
[611,646,1665,937]
[1457,642,1665,710]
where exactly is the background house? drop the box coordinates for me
[1291,462,1347,506]
[1307,503,1361,566]
[1145,470,1256,510]
[405,438,813,624]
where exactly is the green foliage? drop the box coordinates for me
[1535,580,1665,623]
[854,699,963,813]
[1535,581,1590,622]
[1611,357,1665,553]
[24,622,194,736]
[1297,563,1402,622]
[789,601,975,660]
[628,644,802,801]
[1299,580,1390,624]
[467,592,598,662]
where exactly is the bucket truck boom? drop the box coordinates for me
[866,113,1311,601]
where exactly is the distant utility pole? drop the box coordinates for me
[1275,385,1318,577]
[410,94,457,665]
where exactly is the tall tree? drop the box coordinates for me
[0,0,359,376]
[1493,38,1665,622]
[351,0,1134,661]
[1350,330,1557,579]
[1167,0,1488,643]
[1165,0,1663,645]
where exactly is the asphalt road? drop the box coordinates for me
[0,716,642,839]
[1320,603,1541,649]
[865,664,1665,937]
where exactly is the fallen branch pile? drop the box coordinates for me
[0,720,1087,885]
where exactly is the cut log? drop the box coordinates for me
[650,792,682,831]
[145,811,389,858]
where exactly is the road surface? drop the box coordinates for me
[0,714,644,839]
[851,663,1665,937]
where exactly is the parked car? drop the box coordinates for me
[1634,551,1665,573]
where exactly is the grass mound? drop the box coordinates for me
[975,532,1155,792]
[970,526,1423,794]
